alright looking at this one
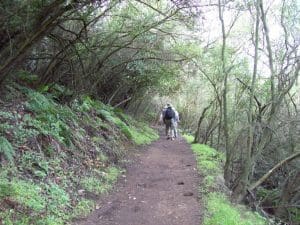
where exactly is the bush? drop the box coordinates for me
[10,179,46,211]
[72,199,95,218]
[99,109,158,144]
[46,183,71,217]
[25,91,73,145]
[0,136,14,162]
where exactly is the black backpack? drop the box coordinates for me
[164,108,175,120]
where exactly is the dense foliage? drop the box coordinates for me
[0,0,299,224]
[0,84,158,224]
[183,135,266,225]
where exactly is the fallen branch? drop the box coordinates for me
[113,97,132,108]
[249,151,300,191]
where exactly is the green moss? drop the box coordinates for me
[204,193,266,225]
[35,216,64,225]
[80,167,120,195]
[129,127,158,145]
[203,175,215,189]
[0,177,72,224]
[98,109,158,145]
[105,166,121,183]
[191,143,220,158]
[190,143,223,176]
[72,199,95,218]
[182,134,194,143]
[46,183,70,216]
[183,136,267,225]
[0,211,14,225]
[8,179,46,211]
[198,160,220,174]
[81,176,110,194]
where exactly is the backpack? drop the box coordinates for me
[164,108,175,120]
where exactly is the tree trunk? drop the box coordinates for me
[194,101,214,143]
[0,2,72,84]
[259,0,276,115]
[275,171,300,222]
[232,0,260,202]
[218,0,231,185]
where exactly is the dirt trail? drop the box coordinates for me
[75,135,202,225]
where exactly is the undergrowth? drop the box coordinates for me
[80,166,121,194]
[183,134,267,225]
[0,83,158,225]
[98,108,159,145]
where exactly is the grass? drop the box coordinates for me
[80,166,121,194]
[183,134,194,144]
[190,143,223,176]
[130,125,159,145]
[204,192,266,225]
[98,108,159,145]
[183,134,267,225]
[5,179,46,211]
[72,199,95,218]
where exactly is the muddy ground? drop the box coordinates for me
[75,134,202,225]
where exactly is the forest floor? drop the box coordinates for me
[74,133,202,225]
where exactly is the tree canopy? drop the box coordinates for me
[0,0,299,224]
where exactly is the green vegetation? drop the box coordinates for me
[81,166,121,194]
[0,137,14,162]
[130,124,159,145]
[183,135,267,225]
[98,108,159,145]
[72,199,95,218]
[183,134,194,144]
[205,192,265,225]
[0,85,158,224]
[1,0,298,223]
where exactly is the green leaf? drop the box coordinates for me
[0,136,14,162]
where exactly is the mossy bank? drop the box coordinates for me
[0,83,158,225]
[183,135,267,225]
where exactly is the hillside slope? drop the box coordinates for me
[0,83,158,225]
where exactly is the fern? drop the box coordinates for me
[16,70,38,84]
[26,91,57,114]
[0,137,14,162]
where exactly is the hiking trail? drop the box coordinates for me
[74,134,202,225]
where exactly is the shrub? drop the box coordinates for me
[80,167,120,194]
[11,179,46,211]
[46,183,70,217]
[0,136,15,162]
[183,134,194,143]
[25,92,73,145]
[16,70,38,84]
[72,199,95,218]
